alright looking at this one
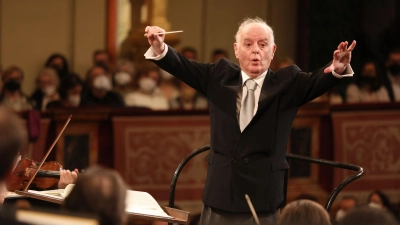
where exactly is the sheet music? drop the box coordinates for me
[125,190,173,219]
[27,190,65,201]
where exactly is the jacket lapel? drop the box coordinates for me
[223,71,242,120]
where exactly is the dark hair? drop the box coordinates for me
[64,165,127,225]
[212,49,228,57]
[355,61,384,91]
[278,199,331,225]
[0,109,27,180]
[338,206,398,225]
[59,73,83,100]
[44,53,70,79]
[181,47,197,58]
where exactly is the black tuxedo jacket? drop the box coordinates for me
[151,46,341,212]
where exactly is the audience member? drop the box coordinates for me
[170,79,208,110]
[338,206,398,225]
[80,64,124,107]
[383,48,400,101]
[30,67,61,111]
[346,61,390,103]
[0,109,30,225]
[367,190,397,217]
[335,195,358,222]
[124,67,169,110]
[277,199,331,225]
[113,59,136,98]
[64,165,127,225]
[181,46,197,60]
[44,53,70,80]
[0,66,33,112]
[93,49,113,71]
[210,48,229,63]
[47,73,83,108]
[277,56,294,70]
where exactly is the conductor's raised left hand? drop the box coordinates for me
[324,40,356,75]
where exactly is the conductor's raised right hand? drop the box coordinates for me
[145,26,166,55]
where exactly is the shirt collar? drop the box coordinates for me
[241,69,269,88]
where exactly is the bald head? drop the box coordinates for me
[235,17,275,45]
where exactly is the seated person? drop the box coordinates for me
[210,48,229,63]
[367,190,397,218]
[30,67,61,111]
[80,64,124,107]
[0,109,27,205]
[335,195,358,222]
[113,59,136,98]
[346,61,390,103]
[277,199,331,225]
[64,165,127,225]
[338,206,398,225]
[0,66,32,112]
[44,53,71,80]
[124,67,169,110]
[169,79,208,110]
[47,74,83,108]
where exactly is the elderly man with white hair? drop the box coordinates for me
[144,17,356,225]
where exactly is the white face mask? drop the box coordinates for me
[42,86,57,96]
[335,209,346,221]
[68,95,80,107]
[114,72,132,86]
[139,77,157,93]
[369,202,382,209]
[93,75,112,91]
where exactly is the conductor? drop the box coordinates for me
[144,17,356,225]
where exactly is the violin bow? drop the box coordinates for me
[23,115,72,192]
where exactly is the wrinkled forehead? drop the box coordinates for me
[239,23,273,42]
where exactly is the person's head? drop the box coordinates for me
[59,74,83,107]
[367,190,392,210]
[211,49,229,63]
[36,67,60,96]
[64,165,127,225]
[44,54,69,78]
[336,196,358,222]
[86,64,112,98]
[338,206,398,225]
[135,67,161,94]
[277,56,294,70]
[181,47,197,60]
[386,48,400,76]
[93,50,112,70]
[357,61,382,91]
[234,17,277,79]
[114,59,135,87]
[1,66,24,93]
[178,80,197,101]
[0,109,27,181]
[277,199,331,225]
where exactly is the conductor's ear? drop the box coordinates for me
[234,43,239,59]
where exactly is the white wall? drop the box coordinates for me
[0,0,106,94]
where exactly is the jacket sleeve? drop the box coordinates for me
[149,45,214,97]
[290,64,343,106]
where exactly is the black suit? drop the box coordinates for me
[151,46,341,212]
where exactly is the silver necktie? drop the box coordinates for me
[239,79,257,131]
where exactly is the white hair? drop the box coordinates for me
[37,67,60,87]
[235,17,275,45]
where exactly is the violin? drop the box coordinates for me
[6,157,62,191]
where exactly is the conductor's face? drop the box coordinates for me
[234,23,276,78]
